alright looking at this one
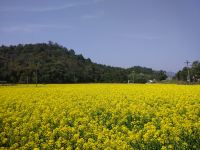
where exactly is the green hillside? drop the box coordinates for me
[0,42,167,83]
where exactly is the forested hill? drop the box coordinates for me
[0,42,167,83]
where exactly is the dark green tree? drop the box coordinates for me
[0,42,168,84]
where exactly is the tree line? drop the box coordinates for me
[176,61,200,83]
[0,42,168,83]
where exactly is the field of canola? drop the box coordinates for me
[0,84,200,150]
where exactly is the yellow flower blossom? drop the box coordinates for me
[0,84,199,149]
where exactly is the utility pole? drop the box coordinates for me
[184,60,191,83]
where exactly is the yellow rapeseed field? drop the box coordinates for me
[0,84,200,149]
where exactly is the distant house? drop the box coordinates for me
[147,79,156,83]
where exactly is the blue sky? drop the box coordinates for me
[0,0,200,72]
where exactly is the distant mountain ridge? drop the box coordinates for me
[0,42,167,83]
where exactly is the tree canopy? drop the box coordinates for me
[0,42,168,83]
[176,61,200,83]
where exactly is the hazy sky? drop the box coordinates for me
[0,0,200,72]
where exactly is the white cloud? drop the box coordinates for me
[0,2,87,12]
[0,0,108,12]
[0,24,71,33]
[28,3,82,12]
